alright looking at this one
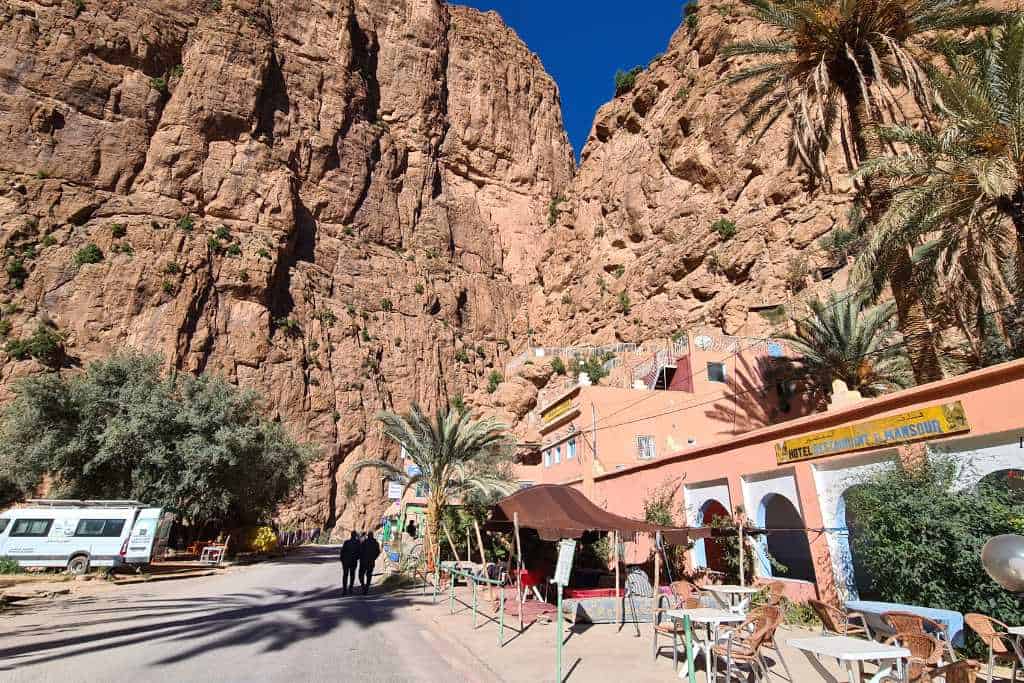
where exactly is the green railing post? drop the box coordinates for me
[556,582,563,683]
[449,570,455,614]
[498,582,505,646]
[684,614,695,683]
[472,576,478,627]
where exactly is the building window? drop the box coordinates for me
[707,361,727,383]
[636,435,656,460]
[10,519,52,537]
[544,450,551,468]
[554,446,561,464]
[75,519,126,537]
[568,439,576,459]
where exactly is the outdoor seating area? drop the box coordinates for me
[407,484,1024,683]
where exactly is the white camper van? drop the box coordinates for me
[0,500,169,574]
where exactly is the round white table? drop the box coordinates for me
[665,607,746,679]
[788,635,910,683]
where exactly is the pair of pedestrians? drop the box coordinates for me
[339,531,380,595]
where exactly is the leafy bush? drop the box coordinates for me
[0,557,21,574]
[74,243,103,266]
[450,394,467,414]
[674,86,689,101]
[315,309,337,327]
[0,352,313,520]
[150,76,168,94]
[685,1,699,34]
[110,223,127,238]
[612,264,625,278]
[274,317,301,337]
[486,370,503,393]
[618,290,631,314]
[550,357,566,375]
[243,526,279,553]
[380,298,393,312]
[6,324,65,367]
[570,354,611,384]
[177,215,195,232]
[164,262,180,275]
[257,248,270,259]
[415,283,424,295]
[845,458,1024,657]
[6,258,27,289]
[712,218,737,240]
[360,328,370,342]
[455,348,470,363]
[162,280,176,295]
[614,66,643,95]
[226,243,241,257]
[0,319,11,337]
[215,225,231,241]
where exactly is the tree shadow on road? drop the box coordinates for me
[0,546,418,672]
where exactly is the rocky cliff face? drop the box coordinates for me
[529,5,857,346]
[0,0,572,532]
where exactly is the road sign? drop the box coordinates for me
[553,539,576,586]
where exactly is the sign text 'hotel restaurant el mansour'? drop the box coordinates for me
[775,401,970,465]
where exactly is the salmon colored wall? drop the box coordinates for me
[559,359,1024,603]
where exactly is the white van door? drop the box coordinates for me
[125,508,163,564]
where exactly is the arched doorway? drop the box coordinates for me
[700,499,730,574]
[838,485,878,600]
[759,493,815,582]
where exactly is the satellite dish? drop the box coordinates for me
[981,534,1024,592]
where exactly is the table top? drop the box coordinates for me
[665,607,746,623]
[846,600,962,620]
[700,584,761,595]
[788,636,911,662]
[1009,626,1024,636]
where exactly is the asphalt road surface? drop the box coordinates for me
[0,546,475,682]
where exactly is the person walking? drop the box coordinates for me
[358,531,381,595]
[405,519,418,540]
[339,531,361,595]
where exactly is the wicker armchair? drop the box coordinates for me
[711,606,781,682]
[883,611,956,662]
[764,581,786,607]
[884,633,944,682]
[653,595,702,668]
[880,660,981,683]
[965,614,1021,683]
[808,599,872,639]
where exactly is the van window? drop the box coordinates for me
[0,519,9,534]
[10,519,53,537]
[75,519,127,537]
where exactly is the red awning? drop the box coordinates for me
[486,484,705,544]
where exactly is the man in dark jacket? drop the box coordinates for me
[358,532,381,595]
[339,531,361,595]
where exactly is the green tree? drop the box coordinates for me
[845,458,1024,655]
[778,293,911,398]
[350,404,515,569]
[570,353,612,384]
[0,352,312,525]
[854,21,1024,360]
[724,0,1006,384]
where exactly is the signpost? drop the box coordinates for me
[552,539,576,683]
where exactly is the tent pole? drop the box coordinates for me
[514,511,523,633]
[738,524,745,587]
[614,530,621,626]
[474,520,491,601]
[653,531,661,621]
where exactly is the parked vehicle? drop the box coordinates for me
[0,500,170,575]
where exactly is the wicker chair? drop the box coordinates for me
[880,660,981,683]
[884,632,944,682]
[711,606,781,682]
[653,595,702,669]
[808,599,872,639]
[965,614,1021,683]
[883,611,957,663]
[765,581,786,607]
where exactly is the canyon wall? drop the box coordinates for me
[0,0,572,531]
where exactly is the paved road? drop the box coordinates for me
[0,546,476,682]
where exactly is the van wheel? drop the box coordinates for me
[67,555,90,575]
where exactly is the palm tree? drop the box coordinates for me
[350,404,515,570]
[855,20,1024,306]
[724,0,1007,384]
[778,293,913,397]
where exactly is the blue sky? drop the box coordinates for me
[457,1,684,160]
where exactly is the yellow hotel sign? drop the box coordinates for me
[775,401,969,465]
[543,399,573,424]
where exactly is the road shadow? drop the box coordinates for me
[0,546,404,672]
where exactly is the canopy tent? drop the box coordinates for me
[485,483,708,545]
